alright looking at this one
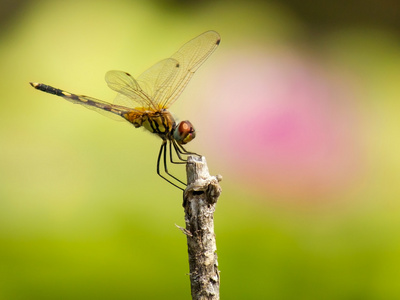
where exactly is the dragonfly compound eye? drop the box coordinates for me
[174,121,196,144]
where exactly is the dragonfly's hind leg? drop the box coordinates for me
[156,140,186,190]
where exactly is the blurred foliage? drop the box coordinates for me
[1,0,400,299]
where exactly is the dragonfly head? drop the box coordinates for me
[173,121,196,144]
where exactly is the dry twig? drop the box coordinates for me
[182,156,222,300]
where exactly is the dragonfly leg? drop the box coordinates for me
[157,140,186,190]
[177,141,201,156]
[169,140,187,164]
[163,141,187,185]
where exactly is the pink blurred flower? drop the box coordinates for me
[197,49,364,202]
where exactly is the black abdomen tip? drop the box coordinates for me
[30,82,63,96]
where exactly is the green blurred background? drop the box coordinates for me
[1,0,400,299]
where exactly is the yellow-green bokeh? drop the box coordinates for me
[1,0,400,299]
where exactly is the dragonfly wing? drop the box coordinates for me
[106,70,155,110]
[137,58,180,108]
[106,31,220,111]
[152,30,221,109]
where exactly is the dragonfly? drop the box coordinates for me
[30,30,221,190]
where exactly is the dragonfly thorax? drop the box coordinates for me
[122,109,173,136]
[173,120,196,145]
[124,110,195,144]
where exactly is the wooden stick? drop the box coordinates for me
[181,156,222,300]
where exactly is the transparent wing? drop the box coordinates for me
[106,70,153,109]
[136,58,180,109]
[106,31,220,110]
[153,30,221,108]
[106,58,180,111]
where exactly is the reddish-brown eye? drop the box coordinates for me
[173,121,196,144]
